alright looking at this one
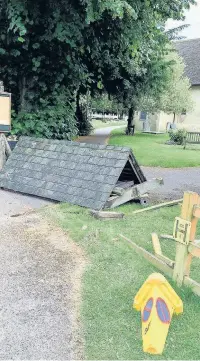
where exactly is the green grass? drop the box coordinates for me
[92,119,126,130]
[46,202,200,360]
[109,130,200,168]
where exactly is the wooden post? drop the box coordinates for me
[173,192,200,285]
[0,133,11,170]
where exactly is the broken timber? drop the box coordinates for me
[121,191,200,297]
[90,210,124,220]
[106,178,163,208]
[120,234,174,278]
[131,198,183,215]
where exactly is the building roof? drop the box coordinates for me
[174,38,200,86]
[0,136,146,210]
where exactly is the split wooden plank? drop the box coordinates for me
[90,210,124,220]
[132,199,183,215]
[112,187,125,196]
[120,234,173,278]
[106,188,134,208]
[160,234,175,241]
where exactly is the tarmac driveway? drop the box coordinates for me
[143,166,200,201]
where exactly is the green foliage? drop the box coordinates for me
[91,93,124,114]
[169,128,186,145]
[0,0,194,139]
[139,49,193,115]
[12,92,78,140]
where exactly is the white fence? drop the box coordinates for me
[90,112,118,120]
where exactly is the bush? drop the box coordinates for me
[12,92,78,140]
[169,128,186,145]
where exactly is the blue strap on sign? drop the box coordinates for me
[156,298,171,324]
[142,298,153,322]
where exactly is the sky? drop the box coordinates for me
[166,0,200,39]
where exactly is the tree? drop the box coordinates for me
[0,0,194,139]
[90,93,124,116]
[140,49,193,120]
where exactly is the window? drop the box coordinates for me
[156,298,171,324]
[142,298,153,322]
[140,111,147,121]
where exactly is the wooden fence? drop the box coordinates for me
[121,191,200,297]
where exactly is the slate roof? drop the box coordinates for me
[0,136,146,210]
[174,38,200,85]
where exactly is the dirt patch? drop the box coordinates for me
[0,211,86,359]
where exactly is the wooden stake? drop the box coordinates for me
[151,233,174,267]
[132,199,183,215]
[152,233,162,255]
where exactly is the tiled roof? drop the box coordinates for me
[174,38,200,85]
[0,136,146,210]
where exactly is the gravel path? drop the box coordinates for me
[78,127,200,200]
[0,189,85,359]
[0,210,85,359]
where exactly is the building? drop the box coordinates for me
[135,38,200,133]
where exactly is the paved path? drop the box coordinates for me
[78,125,125,145]
[78,127,200,200]
[143,166,200,201]
[0,189,53,218]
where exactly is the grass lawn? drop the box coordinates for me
[109,130,200,168]
[92,119,126,129]
[46,202,200,360]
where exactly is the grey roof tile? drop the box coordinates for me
[175,39,200,85]
[0,136,146,210]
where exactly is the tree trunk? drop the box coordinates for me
[76,90,91,136]
[19,76,26,112]
[173,112,176,124]
[119,111,124,120]
[126,106,135,135]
